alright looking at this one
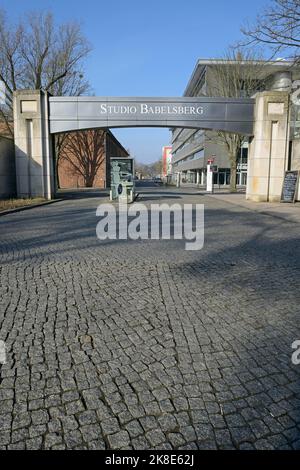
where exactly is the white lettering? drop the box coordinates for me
[184,204,205,251]
[292,340,300,365]
[96,204,116,240]
[105,455,140,468]
[128,204,149,240]
[100,102,205,116]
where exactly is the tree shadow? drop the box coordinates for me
[0,200,300,447]
[55,188,109,199]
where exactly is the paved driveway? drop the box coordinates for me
[0,188,299,449]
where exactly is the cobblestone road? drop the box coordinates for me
[0,188,300,450]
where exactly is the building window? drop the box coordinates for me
[290,103,300,139]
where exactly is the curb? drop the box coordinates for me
[0,199,63,217]
[205,193,300,225]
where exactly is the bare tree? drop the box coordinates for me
[59,129,106,187]
[53,71,91,188]
[207,49,266,191]
[0,10,91,137]
[135,159,162,179]
[240,0,300,63]
[0,10,91,93]
[150,159,163,177]
[135,161,148,179]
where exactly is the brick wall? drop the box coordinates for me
[58,130,128,189]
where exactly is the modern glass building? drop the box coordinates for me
[171,59,300,187]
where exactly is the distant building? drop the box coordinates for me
[58,130,129,189]
[171,59,300,187]
[162,146,172,177]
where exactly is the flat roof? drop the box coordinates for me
[184,59,300,96]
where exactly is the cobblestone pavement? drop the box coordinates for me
[0,188,300,450]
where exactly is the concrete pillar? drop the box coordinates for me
[196,170,200,185]
[206,164,213,192]
[291,140,300,201]
[201,170,205,185]
[246,91,290,202]
[13,90,54,199]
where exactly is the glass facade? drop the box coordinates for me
[173,143,248,187]
[237,145,248,186]
[181,171,197,184]
[290,103,300,140]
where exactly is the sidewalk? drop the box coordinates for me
[203,191,300,224]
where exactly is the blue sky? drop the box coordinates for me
[2,0,269,163]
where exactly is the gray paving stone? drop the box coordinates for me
[26,437,43,450]
[31,409,49,426]
[64,430,83,449]
[158,414,178,433]
[88,439,106,450]
[65,400,85,415]
[124,420,144,438]
[44,433,63,449]
[80,423,102,441]
[60,416,78,432]
[77,410,97,426]
[1,189,300,450]
[100,417,120,435]
[145,429,166,447]
[167,432,186,448]
[132,435,151,450]
[107,430,130,449]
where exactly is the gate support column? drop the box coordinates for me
[13,90,54,200]
[246,91,290,202]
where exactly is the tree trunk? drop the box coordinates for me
[85,175,94,187]
[230,158,237,193]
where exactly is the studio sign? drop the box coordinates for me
[99,103,204,116]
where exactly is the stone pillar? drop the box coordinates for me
[291,140,300,201]
[13,90,54,199]
[246,91,290,202]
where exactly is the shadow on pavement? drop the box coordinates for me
[55,188,109,200]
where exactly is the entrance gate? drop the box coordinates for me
[13,89,291,202]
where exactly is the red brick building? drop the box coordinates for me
[57,129,129,189]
